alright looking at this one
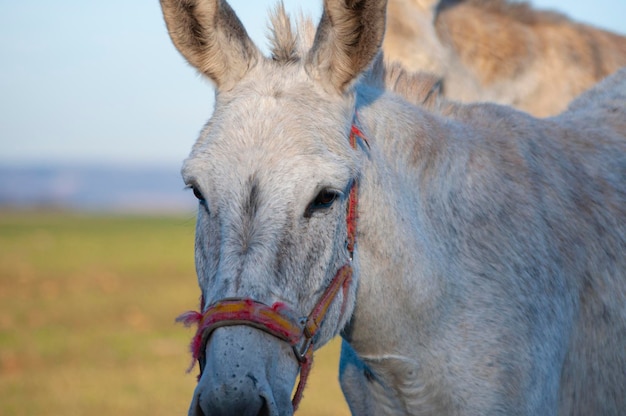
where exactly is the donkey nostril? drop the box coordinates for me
[193,393,207,416]
[258,396,270,416]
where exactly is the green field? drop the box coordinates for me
[0,212,350,415]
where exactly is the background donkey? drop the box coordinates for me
[383,0,626,116]
[160,0,626,414]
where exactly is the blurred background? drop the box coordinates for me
[0,1,624,415]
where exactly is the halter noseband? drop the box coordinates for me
[177,122,366,411]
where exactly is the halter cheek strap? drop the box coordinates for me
[177,123,366,411]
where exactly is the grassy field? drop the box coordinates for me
[0,211,350,415]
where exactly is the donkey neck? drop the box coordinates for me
[346,92,460,355]
[338,92,468,412]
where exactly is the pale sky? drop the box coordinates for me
[0,0,624,166]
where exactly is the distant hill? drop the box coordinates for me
[0,164,197,214]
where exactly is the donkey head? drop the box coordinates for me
[160,0,387,414]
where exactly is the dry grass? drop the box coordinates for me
[0,212,350,415]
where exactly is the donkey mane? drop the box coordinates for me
[268,6,444,108]
[267,4,315,63]
[436,0,568,26]
[377,60,444,108]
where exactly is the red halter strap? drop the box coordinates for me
[177,123,366,411]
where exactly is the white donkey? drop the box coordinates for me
[160,0,626,415]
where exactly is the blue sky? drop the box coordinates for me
[1,0,624,166]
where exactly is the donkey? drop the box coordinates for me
[160,0,626,415]
[383,0,626,116]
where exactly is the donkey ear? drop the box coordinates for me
[306,0,388,93]
[160,0,260,89]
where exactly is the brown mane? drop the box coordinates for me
[364,53,445,109]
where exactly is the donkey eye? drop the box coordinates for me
[314,190,338,207]
[191,186,205,202]
[305,189,339,217]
